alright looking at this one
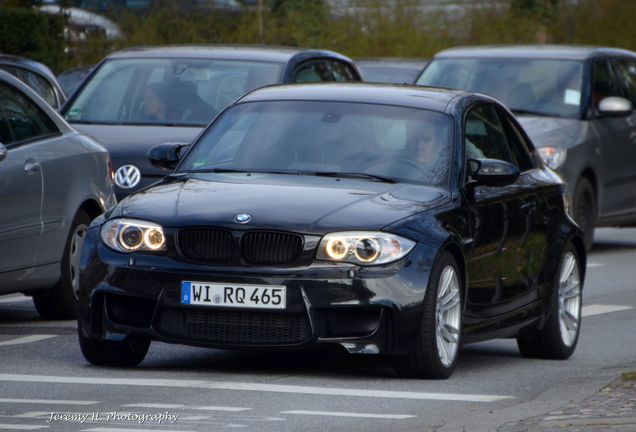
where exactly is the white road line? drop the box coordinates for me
[0,295,31,304]
[0,399,97,405]
[282,410,416,419]
[194,406,252,412]
[83,429,193,432]
[123,403,251,412]
[586,262,604,268]
[0,335,57,346]
[0,374,513,402]
[0,425,47,430]
[582,304,634,317]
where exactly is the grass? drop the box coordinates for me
[622,372,636,381]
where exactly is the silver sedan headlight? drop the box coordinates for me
[101,218,166,253]
[316,231,415,266]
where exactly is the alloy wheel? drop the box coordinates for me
[70,223,88,300]
[436,265,461,367]
[558,251,581,347]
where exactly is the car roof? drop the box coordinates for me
[106,45,352,63]
[0,53,59,83]
[239,83,468,112]
[433,45,636,61]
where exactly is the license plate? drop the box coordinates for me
[180,281,286,309]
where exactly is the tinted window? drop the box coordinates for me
[292,61,332,83]
[180,101,453,186]
[0,65,57,107]
[329,61,358,82]
[464,105,513,164]
[593,60,623,107]
[612,59,636,105]
[498,109,536,171]
[419,58,585,118]
[64,58,284,126]
[0,82,58,145]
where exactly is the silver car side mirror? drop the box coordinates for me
[0,142,7,162]
[598,96,633,117]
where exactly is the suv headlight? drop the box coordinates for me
[537,146,567,170]
[101,218,166,253]
[316,231,415,265]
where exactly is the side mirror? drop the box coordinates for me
[147,142,189,171]
[598,96,633,117]
[0,142,7,162]
[469,158,520,187]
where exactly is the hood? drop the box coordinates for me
[71,124,202,176]
[118,173,449,234]
[516,116,587,150]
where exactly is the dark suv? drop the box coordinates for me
[417,45,636,249]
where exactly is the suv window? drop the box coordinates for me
[612,59,636,105]
[464,105,513,164]
[329,60,358,82]
[0,82,58,145]
[592,60,623,107]
[292,61,332,83]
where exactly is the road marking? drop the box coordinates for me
[0,425,47,430]
[0,335,57,346]
[0,399,97,405]
[83,429,191,432]
[9,412,49,419]
[0,374,514,403]
[282,410,416,419]
[123,403,251,412]
[582,304,634,317]
[586,262,604,268]
[0,295,31,304]
[0,321,75,329]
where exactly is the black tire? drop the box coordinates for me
[573,178,596,252]
[394,252,463,379]
[517,243,582,359]
[33,210,91,320]
[78,326,150,367]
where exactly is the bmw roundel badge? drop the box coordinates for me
[234,213,252,224]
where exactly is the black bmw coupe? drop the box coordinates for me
[78,83,586,379]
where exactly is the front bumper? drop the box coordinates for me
[78,227,437,356]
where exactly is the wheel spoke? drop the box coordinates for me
[560,254,576,284]
[561,309,579,332]
[561,283,581,300]
[438,268,453,300]
[439,295,459,313]
[440,323,459,344]
[437,333,450,365]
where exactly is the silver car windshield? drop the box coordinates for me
[179,100,453,187]
[418,58,584,118]
[64,58,284,126]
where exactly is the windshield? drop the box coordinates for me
[179,100,453,186]
[418,58,585,118]
[64,58,284,126]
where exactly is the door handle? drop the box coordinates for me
[24,159,40,174]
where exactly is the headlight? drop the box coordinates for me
[101,218,166,253]
[316,232,415,265]
[537,146,567,170]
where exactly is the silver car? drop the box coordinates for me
[417,45,636,250]
[0,70,116,319]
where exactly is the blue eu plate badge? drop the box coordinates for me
[181,281,191,305]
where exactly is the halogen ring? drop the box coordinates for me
[353,238,380,263]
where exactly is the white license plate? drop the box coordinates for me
[180,281,286,309]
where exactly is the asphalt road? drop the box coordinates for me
[0,228,635,432]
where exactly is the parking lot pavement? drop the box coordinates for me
[500,376,636,432]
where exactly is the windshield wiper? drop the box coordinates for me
[187,168,303,175]
[311,171,398,183]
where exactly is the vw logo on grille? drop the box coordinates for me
[114,165,141,189]
[234,213,252,224]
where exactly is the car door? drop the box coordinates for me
[0,81,45,276]
[591,58,636,217]
[463,104,533,323]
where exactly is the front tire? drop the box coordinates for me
[394,252,463,379]
[78,326,150,367]
[517,243,582,359]
[33,210,91,320]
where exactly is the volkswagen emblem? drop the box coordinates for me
[114,165,141,189]
[234,213,252,224]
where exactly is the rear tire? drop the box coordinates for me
[33,210,91,320]
[517,243,582,359]
[394,252,463,379]
[78,326,150,367]
[573,178,596,252]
